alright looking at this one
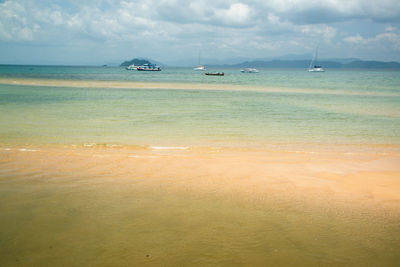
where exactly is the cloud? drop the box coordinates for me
[344,30,400,50]
[0,0,400,63]
[385,25,396,32]
[1,0,398,42]
[259,0,400,24]
[0,1,38,41]
[298,24,337,41]
[344,34,364,44]
[214,3,252,25]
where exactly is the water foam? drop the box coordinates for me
[150,146,189,150]
[19,148,39,152]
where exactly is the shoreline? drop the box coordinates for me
[2,143,400,266]
[2,141,400,153]
[2,143,400,213]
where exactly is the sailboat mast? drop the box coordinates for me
[308,44,325,72]
[198,50,201,66]
[309,44,319,69]
[309,53,314,69]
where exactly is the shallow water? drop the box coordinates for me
[0,72,399,147]
[1,66,400,266]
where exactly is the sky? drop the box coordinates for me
[0,0,400,65]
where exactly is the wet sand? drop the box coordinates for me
[1,77,397,96]
[2,145,400,207]
[1,145,400,266]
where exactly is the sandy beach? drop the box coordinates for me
[1,144,400,266]
[2,144,400,209]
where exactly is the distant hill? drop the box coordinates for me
[120,58,152,67]
[212,59,400,69]
[342,60,400,69]
[229,60,342,68]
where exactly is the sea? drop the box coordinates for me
[0,65,399,149]
[1,65,400,266]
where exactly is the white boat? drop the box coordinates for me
[308,45,325,72]
[137,63,161,71]
[194,50,206,71]
[240,68,259,73]
[126,64,138,70]
[308,66,324,72]
[194,65,206,71]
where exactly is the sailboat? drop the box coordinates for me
[194,50,206,71]
[308,45,325,72]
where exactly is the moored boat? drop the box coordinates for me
[308,65,324,72]
[126,64,138,70]
[194,50,206,71]
[194,65,206,71]
[205,72,224,76]
[308,45,325,72]
[240,68,259,73]
[137,63,161,71]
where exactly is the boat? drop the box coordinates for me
[126,64,138,70]
[205,72,224,76]
[308,45,325,72]
[194,50,206,71]
[240,68,259,73]
[308,65,324,72]
[137,63,161,71]
[194,65,206,71]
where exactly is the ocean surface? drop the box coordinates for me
[1,65,400,266]
[0,65,399,149]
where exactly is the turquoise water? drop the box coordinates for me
[1,65,399,94]
[0,65,399,147]
[1,66,400,267]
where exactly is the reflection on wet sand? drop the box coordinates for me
[1,145,400,266]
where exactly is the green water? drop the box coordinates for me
[0,66,399,147]
[0,65,399,95]
[1,66,400,266]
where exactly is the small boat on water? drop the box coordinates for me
[126,64,138,70]
[240,68,259,73]
[194,50,206,71]
[308,65,324,72]
[194,65,206,71]
[308,45,325,72]
[205,72,224,76]
[137,63,161,71]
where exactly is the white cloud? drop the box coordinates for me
[299,24,337,41]
[0,0,398,42]
[385,25,396,32]
[344,34,364,43]
[215,3,252,25]
[259,0,400,24]
[0,0,399,63]
[344,31,400,49]
[374,32,400,46]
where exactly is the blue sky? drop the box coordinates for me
[0,0,399,65]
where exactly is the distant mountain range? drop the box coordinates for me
[164,54,399,68]
[119,56,400,69]
[215,60,400,69]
